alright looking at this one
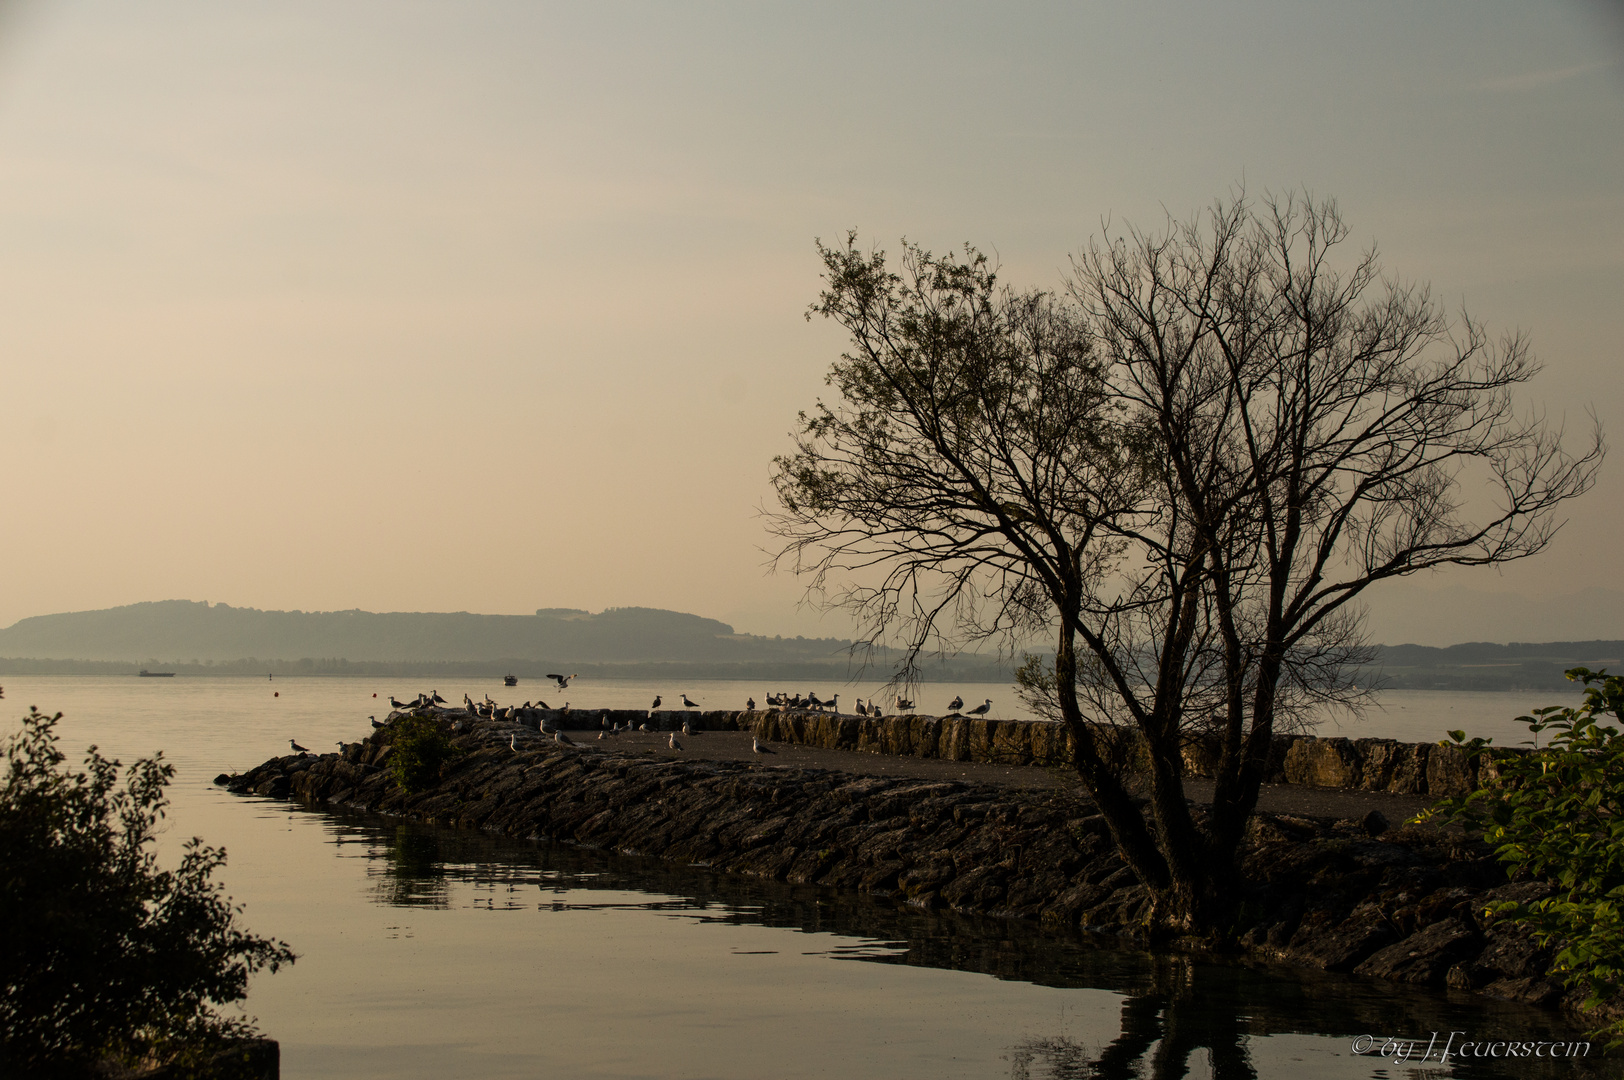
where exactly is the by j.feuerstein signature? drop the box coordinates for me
[1351,1031,1591,1064]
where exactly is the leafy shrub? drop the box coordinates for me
[388,713,461,793]
[1424,667,1624,1045]
[0,707,295,1077]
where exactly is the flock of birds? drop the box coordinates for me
[287,681,993,760]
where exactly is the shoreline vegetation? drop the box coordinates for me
[223,707,1620,1043]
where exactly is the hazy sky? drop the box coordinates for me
[1,1,1620,645]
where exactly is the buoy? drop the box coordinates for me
[274,691,279,697]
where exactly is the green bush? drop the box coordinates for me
[0,707,295,1077]
[1424,667,1624,1045]
[388,713,461,793]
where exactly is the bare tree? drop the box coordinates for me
[773,197,1604,935]
[1063,191,1603,927]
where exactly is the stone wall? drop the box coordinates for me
[552,708,1506,798]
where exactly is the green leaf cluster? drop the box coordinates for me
[0,707,295,1077]
[1423,667,1624,1045]
[388,713,461,793]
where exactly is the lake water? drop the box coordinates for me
[2,675,1599,1078]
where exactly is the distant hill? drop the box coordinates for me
[3,600,1612,689]
[1368,640,1624,692]
[0,600,1014,681]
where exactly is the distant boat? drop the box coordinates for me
[138,669,175,678]
[503,674,518,687]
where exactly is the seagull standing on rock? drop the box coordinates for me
[947,695,964,714]
[751,737,776,755]
[668,732,682,751]
[967,699,992,717]
[681,694,699,709]
[289,739,309,754]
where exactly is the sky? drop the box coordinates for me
[0,1,1620,646]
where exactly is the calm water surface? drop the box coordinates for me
[3,676,1597,1078]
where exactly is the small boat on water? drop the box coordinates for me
[503,674,519,687]
[138,669,175,678]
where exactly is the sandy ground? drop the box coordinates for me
[555,727,1435,823]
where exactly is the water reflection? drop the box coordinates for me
[369,824,450,908]
[319,807,1597,1080]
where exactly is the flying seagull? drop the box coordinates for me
[547,673,578,689]
[289,739,309,754]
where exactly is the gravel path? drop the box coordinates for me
[565,727,1436,823]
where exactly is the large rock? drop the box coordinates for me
[1425,743,1473,797]
[1289,908,1401,971]
[1353,917,1481,985]
[1283,737,1360,788]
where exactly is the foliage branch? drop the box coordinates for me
[0,706,295,1077]
[1422,667,1624,1045]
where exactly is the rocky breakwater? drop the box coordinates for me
[218,716,1600,1025]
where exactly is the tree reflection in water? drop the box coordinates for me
[1010,957,1254,1080]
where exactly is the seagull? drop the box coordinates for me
[546,673,578,690]
[751,736,776,755]
[597,731,607,740]
[681,719,693,736]
[650,695,662,710]
[638,723,650,732]
[335,741,348,752]
[827,694,840,714]
[895,697,914,711]
[370,715,384,728]
[431,690,447,704]
[537,700,551,711]
[389,696,409,709]
[855,699,868,717]
[681,694,699,709]
[967,698,992,717]
[554,729,574,746]
[948,695,964,713]
[746,696,756,710]
[509,733,518,753]
[668,732,682,751]
[289,739,309,754]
